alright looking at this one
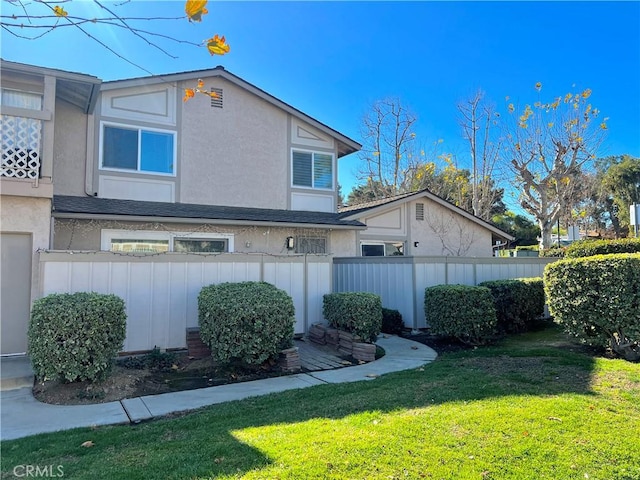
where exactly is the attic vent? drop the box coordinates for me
[416,203,425,220]
[210,88,223,108]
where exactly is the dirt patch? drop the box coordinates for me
[33,350,293,406]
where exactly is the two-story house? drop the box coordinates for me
[50,65,365,257]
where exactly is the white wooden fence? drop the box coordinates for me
[333,256,557,331]
[38,251,332,352]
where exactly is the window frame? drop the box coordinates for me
[290,148,335,191]
[1,88,43,110]
[99,121,177,177]
[360,242,405,257]
[101,230,234,253]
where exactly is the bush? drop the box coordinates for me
[381,308,404,335]
[28,292,127,382]
[479,278,545,333]
[540,246,566,258]
[565,238,640,258]
[323,292,382,343]
[424,285,498,345]
[198,282,295,366]
[544,254,640,361]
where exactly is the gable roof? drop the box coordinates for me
[0,59,102,114]
[339,189,514,241]
[53,195,366,230]
[102,66,361,158]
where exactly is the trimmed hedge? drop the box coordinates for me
[544,254,640,361]
[479,278,545,333]
[28,292,127,382]
[323,292,382,343]
[425,285,498,345]
[198,282,295,366]
[381,308,404,335]
[565,238,640,258]
[539,246,566,258]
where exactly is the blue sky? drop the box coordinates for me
[2,1,639,206]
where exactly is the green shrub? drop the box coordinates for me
[28,292,127,382]
[424,285,498,345]
[565,238,640,258]
[479,278,545,333]
[323,292,382,342]
[540,246,566,258]
[544,254,640,361]
[381,308,404,335]
[198,282,295,366]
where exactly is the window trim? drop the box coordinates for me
[101,230,234,253]
[290,148,335,191]
[99,121,177,177]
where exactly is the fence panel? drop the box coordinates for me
[39,252,331,352]
[334,256,557,331]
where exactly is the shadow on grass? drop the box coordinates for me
[2,325,603,479]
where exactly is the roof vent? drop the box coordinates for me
[210,88,223,108]
[416,203,424,220]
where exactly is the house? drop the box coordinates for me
[1,60,101,355]
[1,59,364,354]
[49,64,365,256]
[339,190,514,257]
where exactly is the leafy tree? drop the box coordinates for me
[602,155,640,226]
[503,83,607,249]
[492,211,540,246]
[346,178,387,205]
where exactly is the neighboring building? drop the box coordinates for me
[339,190,514,257]
[1,60,101,355]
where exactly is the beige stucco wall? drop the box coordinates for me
[353,198,494,257]
[410,200,493,257]
[0,195,52,303]
[53,218,357,256]
[52,98,91,197]
[0,195,51,250]
[178,77,289,209]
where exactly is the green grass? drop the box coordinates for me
[2,326,639,479]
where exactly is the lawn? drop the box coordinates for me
[2,326,639,480]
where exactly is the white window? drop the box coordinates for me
[100,123,176,175]
[292,149,333,190]
[1,89,42,110]
[361,242,404,257]
[101,230,234,253]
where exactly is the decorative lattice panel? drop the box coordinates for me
[1,115,42,179]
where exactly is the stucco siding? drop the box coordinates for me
[53,219,355,256]
[52,98,90,197]
[1,195,51,250]
[179,77,288,209]
[410,200,493,256]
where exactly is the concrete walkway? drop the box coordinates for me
[0,335,437,441]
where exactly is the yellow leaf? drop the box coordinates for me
[547,123,554,128]
[183,88,195,102]
[206,34,230,56]
[53,5,68,16]
[600,122,607,130]
[508,103,514,113]
[197,79,205,89]
[81,441,94,448]
[185,0,208,22]
[535,82,542,91]
[581,88,592,99]
[372,151,380,156]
